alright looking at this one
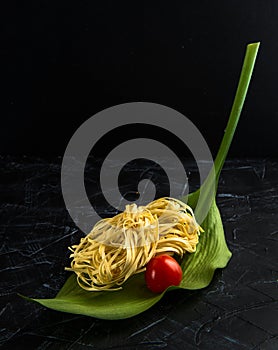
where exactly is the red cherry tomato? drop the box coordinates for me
[145,254,183,293]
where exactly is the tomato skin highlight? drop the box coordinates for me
[145,255,183,293]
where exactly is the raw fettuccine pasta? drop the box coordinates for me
[66,197,203,291]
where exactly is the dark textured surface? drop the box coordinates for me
[0,157,277,349]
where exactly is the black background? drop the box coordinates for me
[1,2,278,348]
[2,0,278,157]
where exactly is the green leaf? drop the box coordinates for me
[21,200,230,320]
[180,199,231,289]
[185,42,260,223]
[20,42,260,319]
[21,273,164,320]
[213,42,260,184]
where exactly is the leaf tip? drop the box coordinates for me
[248,41,260,47]
[247,42,260,55]
[17,293,34,302]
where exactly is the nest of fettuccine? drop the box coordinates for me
[66,197,203,291]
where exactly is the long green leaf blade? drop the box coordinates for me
[214,42,260,182]
[185,42,260,222]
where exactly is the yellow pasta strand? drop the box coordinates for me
[65,197,203,291]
